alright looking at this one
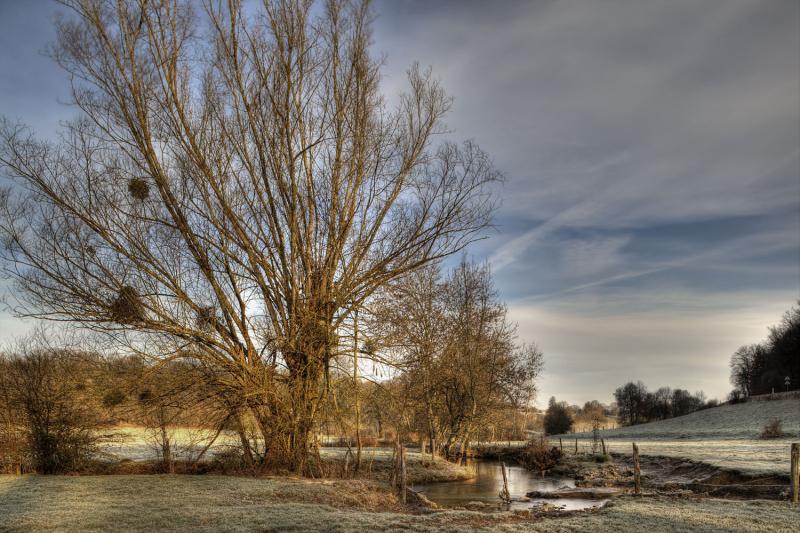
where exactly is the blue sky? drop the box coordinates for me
[0,0,798,405]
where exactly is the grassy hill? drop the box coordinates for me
[557,399,799,474]
[568,399,799,440]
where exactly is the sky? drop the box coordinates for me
[0,0,798,406]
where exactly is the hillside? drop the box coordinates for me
[568,399,799,440]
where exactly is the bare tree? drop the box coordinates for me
[0,0,499,473]
[372,259,543,460]
[369,263,445,458]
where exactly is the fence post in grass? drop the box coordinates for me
[601,438,606,457]
[792,442,799,505]
[632,443,641,495]
[559,438,563,453]
[575,438,578,455]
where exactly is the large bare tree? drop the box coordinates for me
[0,0,499,473]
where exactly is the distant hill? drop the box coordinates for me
[567,399,799,440]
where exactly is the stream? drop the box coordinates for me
[413,460,606,511]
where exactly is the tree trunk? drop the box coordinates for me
[235,412,255,468]
[158,406,174,474]
[353,308,362,473]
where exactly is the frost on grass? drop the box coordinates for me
[567,399,799,440]
[1,475,798,532]
[101,429,473,483]
[558,399,800,475]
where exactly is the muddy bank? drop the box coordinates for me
[549,452,791,500]
[614,454,791,499]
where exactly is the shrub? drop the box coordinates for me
[727,390,746,404]
[102,389,127,408]
[517,438,562,474]
[0,349,105,473]
[760,418,784,439]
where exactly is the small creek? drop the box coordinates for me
[413,460,606,511]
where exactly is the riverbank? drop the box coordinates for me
[320,448,475,484]
[543,451,792,500]
[1,474,797,532]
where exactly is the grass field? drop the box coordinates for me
[568,399,800,440]
[1,474,798,532]
[97,427,471,484]
[556,399,800,475]
[101,426,241,462]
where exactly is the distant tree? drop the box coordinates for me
[729,344,761,397]
[650,387,672,420]
[543,397,573,435]
[582,400,605,424]
[762,304,800,393]
[614,381,706,425]
[728,303,799,396]
[614,381,648,426]
[671,388,702,417]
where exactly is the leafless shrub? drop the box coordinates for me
[517,438,562,475]
[760,418,784,439]
[0,345,105,474]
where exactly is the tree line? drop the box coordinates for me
[542,397,616,435]
[613,382,712,426]
[729,303,799,399]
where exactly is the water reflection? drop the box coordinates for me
[413,460,605,511]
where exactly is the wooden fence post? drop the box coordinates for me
[499,462,511,504]
[559,438,563,453]
[632,442,641,495]
[601,438,606,457]
[791,442,799,505]
[574,439,578,455]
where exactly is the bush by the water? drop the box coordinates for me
[517,439,562,474]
